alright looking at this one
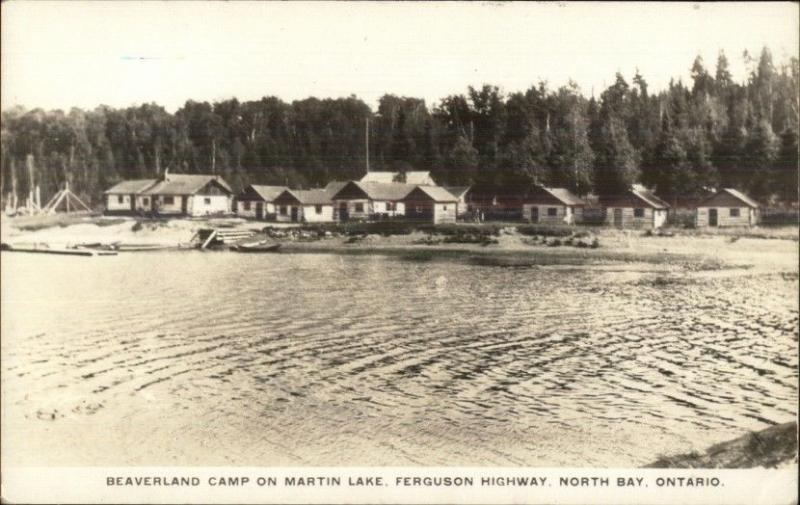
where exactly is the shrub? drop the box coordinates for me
[516,224,573,237]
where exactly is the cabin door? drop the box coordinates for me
[338,202,349,222]
[530,206,539,223]
[181,196,188,214]
[129,194,136,212]
[709,208,718,227]
[290,206,299,222]
[255,202,264,219]
[613,208,623,228]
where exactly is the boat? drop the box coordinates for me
[230,240,281,253]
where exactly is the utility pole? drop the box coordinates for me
[365,117,370,173]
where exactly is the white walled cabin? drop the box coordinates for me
[235,185,286,219]
[695,189,760,227]
[273,189,335,223]
[136,174,233,217]
[104,179,157,214]
[330,181,415,221]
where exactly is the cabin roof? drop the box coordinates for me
[404,185,458,202]
[239,185,287,202]
[324,180,349,195]
[359,171,435,185]
[104,179,157,194]
[630,184,670,209]
[443,186,471,198]
[142,174,232,195]
[275,188,333,205]
[333,181,417,201]
[536,186,585,206]
[702,188,760,208]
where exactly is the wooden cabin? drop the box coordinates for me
[443,186,471,219]
[695,188,760,227]
[138,173,233,217]
[235,185,286,220]
[273,189,335,223]
[330,181,416,221]
[104,179,157,214]
[602,184,669,229]
[402,186,458,224]
[360,171,437,185]
[521,186,585,225]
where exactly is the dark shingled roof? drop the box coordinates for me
[239,185,287,202]
[104,179,157,194]
[142,174,232,196]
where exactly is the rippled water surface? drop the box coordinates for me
[2,251,797,466]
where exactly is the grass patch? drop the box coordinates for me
[646,421,797,468]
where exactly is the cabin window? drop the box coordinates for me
[355,203,364,213]
[730,208,740,217]
[442,205,448,211]
[315,205,322,214]
[204,197,211,205]
[547,207,557,216]
[244,201,251,211]
[415,205,423,213]
[117,195,124,204]
[142,197,149,205]
[634,208,645,218]
[386,202,395,211]
[279,205,287,215]
[164,196,174,205]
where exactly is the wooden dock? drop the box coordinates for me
[194,228,258,249]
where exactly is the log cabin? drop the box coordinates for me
[402,186,459,224]
[695,188,760,227]
[235,185,286,220]
[601,184,670,229]
[521,186,585,224]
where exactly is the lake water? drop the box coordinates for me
[1,251,797,466]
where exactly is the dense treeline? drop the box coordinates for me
[1,47,797,207]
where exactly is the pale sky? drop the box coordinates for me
[2,1,798,113]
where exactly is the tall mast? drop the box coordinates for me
[365,117,370,173]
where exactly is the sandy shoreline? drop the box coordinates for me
[2,215,797,274]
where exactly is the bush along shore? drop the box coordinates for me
[646,421,798,469]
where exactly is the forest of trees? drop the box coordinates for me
[1,47,798,208]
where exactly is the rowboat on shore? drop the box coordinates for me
[230,240,281,253]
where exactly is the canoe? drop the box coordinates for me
[231,241,281,253]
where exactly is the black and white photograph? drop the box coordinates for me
[1,2,798,503]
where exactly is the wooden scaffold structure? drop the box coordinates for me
[41,181,92,215]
